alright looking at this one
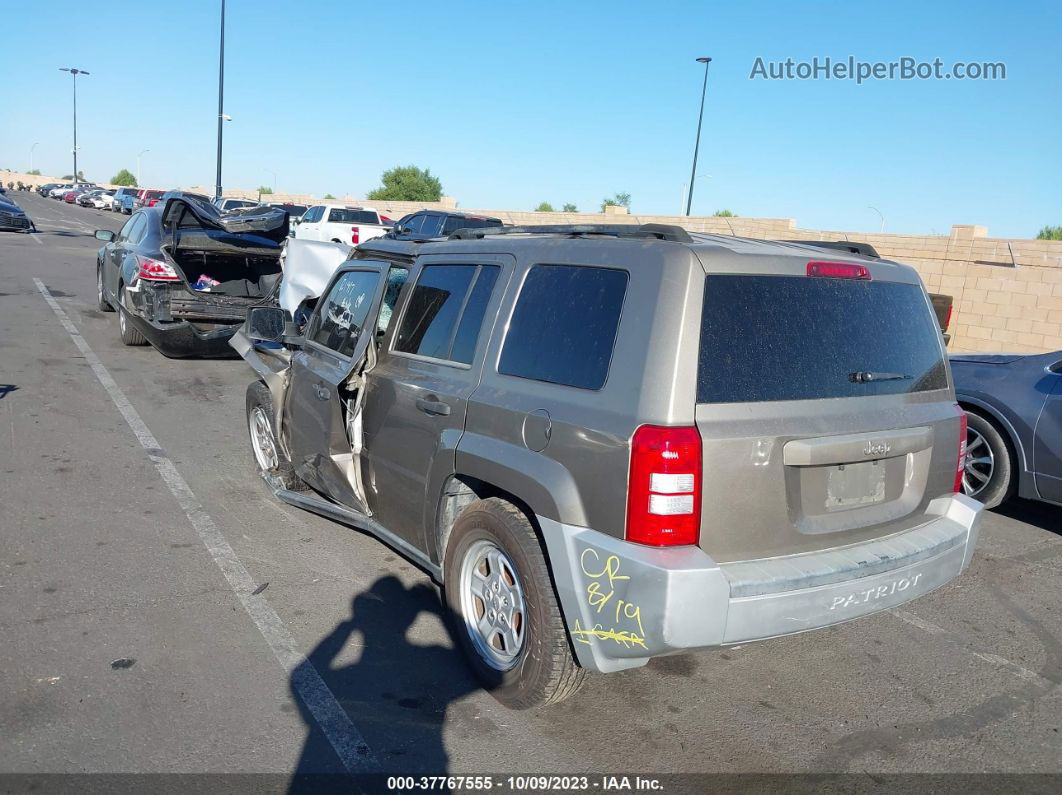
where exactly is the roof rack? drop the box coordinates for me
[781,240,881,259]
[448,223,693,243]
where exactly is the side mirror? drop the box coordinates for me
[246,306,288,343]
[95,229,115,242]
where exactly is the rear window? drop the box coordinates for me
[697,275,947,403]
[328,208,379,225]
[441,215,503,235]
[499,264,628,390]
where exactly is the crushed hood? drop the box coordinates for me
[278,238,353,315]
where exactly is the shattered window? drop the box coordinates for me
[309,270,382,358]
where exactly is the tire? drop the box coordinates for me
[962,409,1016,509]
[443,498,585,709]
[117,286,148,346]
[96,263,114,312]
[245,381,306,492]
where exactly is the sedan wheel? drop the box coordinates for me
[962,427,994,498]
[960,410,1015,508]
[97,265,114,312]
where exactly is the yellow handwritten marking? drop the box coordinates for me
[586,581,614,613]
[580,549,630,586]
[571,627,647,649]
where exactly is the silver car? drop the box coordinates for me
[232,224,983,708]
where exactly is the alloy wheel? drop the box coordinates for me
[458,539,526,671]
[249,406,279,474]
[962,426,995,498]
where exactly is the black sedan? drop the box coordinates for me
[952,351,1062,508]
[0,197,34,232]
[94,194,287,357]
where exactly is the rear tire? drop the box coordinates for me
[962,409,1016,509]
[117,287,148,346]
[443,498,585,709]
[245,381,305,492]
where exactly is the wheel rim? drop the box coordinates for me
[458,539,526,671]
[97,267,105,304]
[249,406,279,473]
[962,425,995,498]
[118,302,127,334]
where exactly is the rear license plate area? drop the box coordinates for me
[825,460,886,509]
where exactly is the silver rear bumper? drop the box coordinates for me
[539,493,982,673]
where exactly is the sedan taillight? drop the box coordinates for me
[136,255,180,281]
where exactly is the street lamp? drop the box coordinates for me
[59,68,89,184]
[137,149,150,187]
[685,56,712,216]
[868,205,885,234]
[29,142,39,173]
[214,0,226,201]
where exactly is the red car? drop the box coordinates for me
[133,189,165,210]
[63,190,80,203]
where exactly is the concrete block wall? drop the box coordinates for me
[5,168,1060,355]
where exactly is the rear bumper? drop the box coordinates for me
[540,493,982,673]
[125,311,241,358]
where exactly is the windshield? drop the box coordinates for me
[697,274,947,403]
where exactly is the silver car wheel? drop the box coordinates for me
[458,539,526,671]
[97,267,105,303]
[118,303,127,334]
[249,406,279,473]
[962,426,994,498]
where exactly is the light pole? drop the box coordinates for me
[59,68,89,184]
[868,205,885,233]
[29,142,39,173]
[214,0,226,201]
[137,149,150,187]
[685,56,712,216]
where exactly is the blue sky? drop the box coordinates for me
[2,0,1059,237]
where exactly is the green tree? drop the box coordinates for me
[713,209,736,217]
[28,169,41,176]
[1036,225,1062,241]
[62,171,86,181]
[534,201,555,212]
[110,169,137,187]
[257,185,274,195]
[600,192,631,212]
[324,193,336,200]
[562,203,577,212]
[367,165,442,202]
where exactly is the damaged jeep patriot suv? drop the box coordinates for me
[233,223,982,708]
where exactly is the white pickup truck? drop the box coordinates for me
[293,204,391,246]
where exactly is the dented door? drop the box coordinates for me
[283,263,389,510]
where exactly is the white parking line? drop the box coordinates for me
[34,278,379,774]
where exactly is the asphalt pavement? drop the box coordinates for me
[1,191,1061,784]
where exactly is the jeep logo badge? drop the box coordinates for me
[864,440,891,457]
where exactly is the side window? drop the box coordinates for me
[308,270,382,357]
[127,214,149,244]
[394,265,477,359]
[117,215,138,241]
[378,266,410,334]
[419,213,444,238]
[450,266,500,364]
[303,206,320,223]
[401,213,425,235]
[499,265,628,390]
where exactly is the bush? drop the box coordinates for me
[534,201,555,212]
[28,169,41,176]
[111,169,137,187]
[258,186,274,195]
[367,165,442,202]
[713,209,736,217]
[1036,225,1062,241]
[324,193,336,200]
[600,192,631,212]
[562,203,577,212]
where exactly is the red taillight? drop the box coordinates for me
[807,261,870,280]
[954,405,967,493]
[626,425,702,546]
[351,226,360,244]
[944,303,954,332]
[136,255,180,281]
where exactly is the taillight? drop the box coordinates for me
[944,303,954,332]
[351,226,360,244]
[807,261,870,280]
[954,405,967,493]
[626,425,702,546]
[136,255,180,281]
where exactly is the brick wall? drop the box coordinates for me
[6,168,1060,354]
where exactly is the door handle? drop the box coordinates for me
[313,383,330,401]
[416,397,451,416]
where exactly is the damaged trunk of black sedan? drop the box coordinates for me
[132,196,287,357]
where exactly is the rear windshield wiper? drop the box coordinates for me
[849,371,912,383]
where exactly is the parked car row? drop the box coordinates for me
[92,196,1028,709]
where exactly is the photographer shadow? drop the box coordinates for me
[288,575,486,791]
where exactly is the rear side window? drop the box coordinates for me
[697,275,948,403]
[393,264,500,363]
[499,265,628,390]
[418,214,444,237]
